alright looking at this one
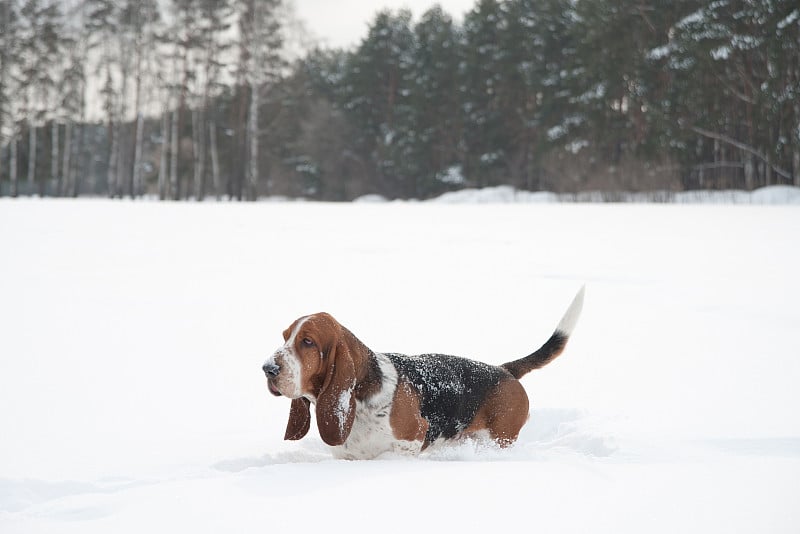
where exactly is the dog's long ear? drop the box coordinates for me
[315,332,357,446]
[284,397,311,440]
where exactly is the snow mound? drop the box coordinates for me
[749,185,800,204]
[430,185,559,204]
[352,194,389,203]
[422,185,800,204]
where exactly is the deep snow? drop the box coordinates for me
[1,198,799,532]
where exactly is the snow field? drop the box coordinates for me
[1,199,799,532]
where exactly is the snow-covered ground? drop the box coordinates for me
[356,184,800,204]
[1,198,799,533]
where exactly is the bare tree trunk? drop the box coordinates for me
[158,108,169,200]
[0,6,6,192]
[765,152,772,187]
[209,120,220,199]
[131,42,144,198]
[198,112,206,200]
[80,124,93,196]
[234,89,246,200]
[28,122,37,194]
[115,67,129,198]
[175,46,190,200]
[132,111,144,198]
[192,108,206,200]
[191,109,198,199]
[170,107,179,200]
[51,121,59,195]
[108,126,118,197]
[247,86,259,200]
[62,121,72,196]
[71,125,83,196]
[131,9,145,199]
[10,136,17,197]
[795,102,800,187]
[83,125,96,196]
[744,154,754,190]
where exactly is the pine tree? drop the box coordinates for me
[461,0,509,188]
[559,0,695,190]
[410,5,462,198]
[662,0,798,188]
[497,0,578,191]
[285,48,363,199]
[341,9,416,198]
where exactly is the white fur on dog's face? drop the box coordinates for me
[263,316,309,399]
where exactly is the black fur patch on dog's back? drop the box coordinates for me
[386,353,507,444]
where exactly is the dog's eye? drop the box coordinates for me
[302,337,314,347]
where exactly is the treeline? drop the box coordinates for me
[0,0,798,201]
[0,0,285,200]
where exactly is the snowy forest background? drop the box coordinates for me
[0,0,798,201]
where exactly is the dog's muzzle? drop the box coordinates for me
[263,362,282,396]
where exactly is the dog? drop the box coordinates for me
[262,287,584,459]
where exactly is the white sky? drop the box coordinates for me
[293,0,476,49]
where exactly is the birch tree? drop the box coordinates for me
[60,1,90,197]
[86,0,120,196]
[122,0,159,197]
[0,0,19,196]
[60,46,84,197]
[166,0,202,200]
[18,0,62,196]
[237,0,284,200]
[192,0,233,200]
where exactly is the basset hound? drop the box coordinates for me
[262,287,584,459]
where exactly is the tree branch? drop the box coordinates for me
[689,124,792,181]
[713,72,756,105]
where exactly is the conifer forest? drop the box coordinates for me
[0,0,798,200]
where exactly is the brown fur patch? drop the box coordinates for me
[284,397,312,440]
[283,314,341,397]
[464,378,529,446]
[389,380,429,443]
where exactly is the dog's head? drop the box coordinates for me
[262,313,363,446]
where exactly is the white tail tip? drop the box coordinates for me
[556,285,585,336]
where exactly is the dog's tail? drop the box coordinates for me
[501,286,585,380]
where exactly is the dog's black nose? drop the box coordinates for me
[262,362,280,377]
